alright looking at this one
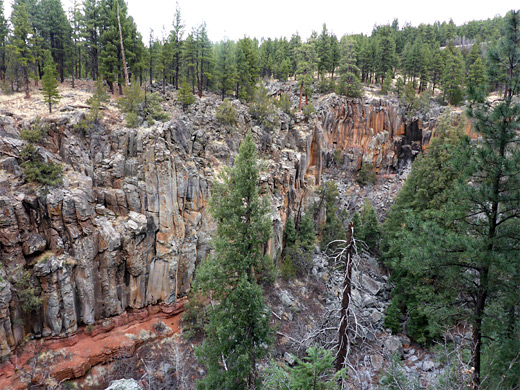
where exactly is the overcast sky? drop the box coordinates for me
[6,0,520,42]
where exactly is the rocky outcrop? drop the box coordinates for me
[316,94,438,172]
[0,88,438,360]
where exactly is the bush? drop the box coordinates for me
[118,83,169,127]
[302,104,315,118]
[384,300,402,334]
[20,119,62,186]
[250,82,279,131]
[177,80,195,111]
[274,93,294,117]
[10,268,42,314]
[356,162,377,186]
[181,293,208,340]
[216,99,236,126]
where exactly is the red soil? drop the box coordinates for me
[0,300,185,389]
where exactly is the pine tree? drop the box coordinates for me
[0,0,8,81]
[41,50,60,113]
[169,2,184,89]
[357,199,380,254]
[215,39,237,99]
[9,1,34,98]
[193,133,273,390]
[441,44,465,105]
[317,24,331,80]
[235,37,259,100]
[460,11,520,387]
[81,0,100,80]
[39,0,71,82]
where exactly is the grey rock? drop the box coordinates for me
[384,336,403,357]
[361,274,381,296]
[370,354,384,370]
[422,360,435,371]
[284,352,295,365]
[105,379,143,390]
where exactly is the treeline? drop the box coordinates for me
[0,0,507,105]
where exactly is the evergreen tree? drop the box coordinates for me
[39,0,71,82]
[214,39,237,99]
[357,199,380,254]
[169,2,184,89]
[9,1,34,98]
[193,133,273,390]
[41,50,60,113]
[177,79,194,110]
[317,24,331,80]
[81,0,100,80]
[0,0,8,81]
[376,27,397,84]
[381,69,393,94]
[263,346,345,389]
[235,37,259,100]
[441,44,465,105]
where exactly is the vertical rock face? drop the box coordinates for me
[0,93,434,356]
[316,95,436,172]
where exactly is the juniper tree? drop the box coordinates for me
[193,133,274,390]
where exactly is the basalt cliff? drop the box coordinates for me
[0,83,440,376]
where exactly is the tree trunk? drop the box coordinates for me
[472,284,487,390]
[336,222,354,373]
[298,83,303,111]
[49,102,52,113]
[23,66,30,99]
[117,4,129,87]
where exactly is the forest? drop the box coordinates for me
[0,0,505,105]
[0,1,519,390]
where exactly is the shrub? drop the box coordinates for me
[10,268,42,314]
[118,83,169,127]
[249,82,279,131]
[216,99,236,126]
[356,162,377,186]
[302,103,315,118]
[20,119,62,186]
[177,80,195,111]
[274,93,294,117]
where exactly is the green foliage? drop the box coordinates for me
[379,353,421,390]
[41,51,60,113]
[381,69,393,95]
[395,76,404,97]
[249,82,279,131]
[356,199,380,254]
[177,80,195,110]
[356,162,377,186]
[20,118,62,186]
[118,82,168,127]
[86,78,110,123]
[281,213,316,279]
[263,346,346,390]
[20,117,48,143]
[193,133,274,389]
[216,99,237,126]
[384,300,402,334]
[381,113,466,344]
[10,268,42,314]
[318,181,347,251]
[181,293,208,340]
[274,93,294,117]
[302,103,315,118]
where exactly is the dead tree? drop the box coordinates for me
[335,222,354,373]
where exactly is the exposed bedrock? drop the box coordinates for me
[0,93,439,356]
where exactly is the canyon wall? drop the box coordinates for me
[0,93,432,357]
